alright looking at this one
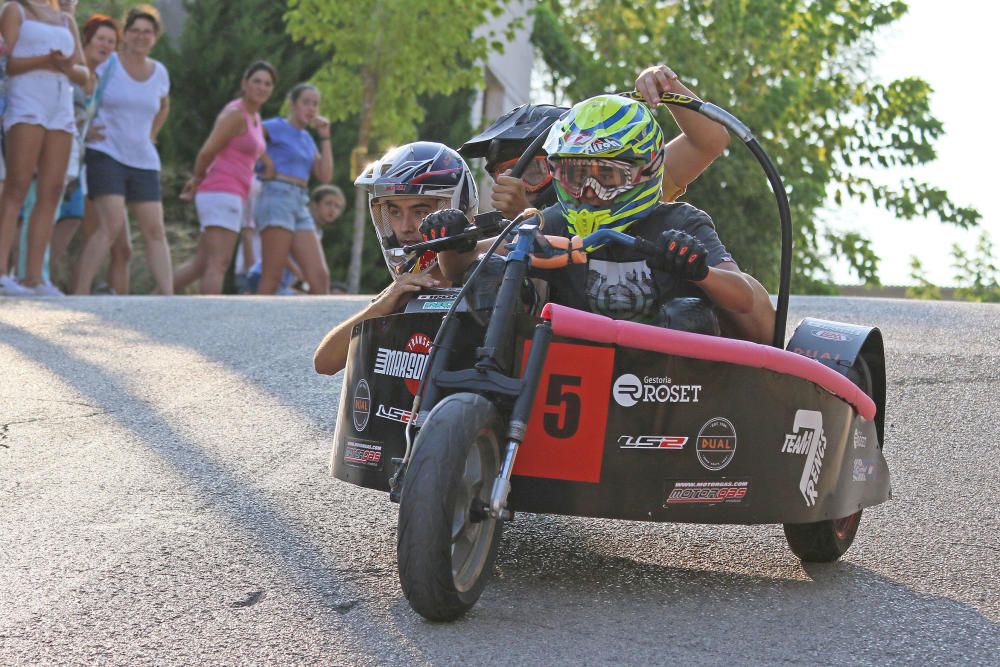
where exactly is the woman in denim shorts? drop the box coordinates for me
[254,82,333,295]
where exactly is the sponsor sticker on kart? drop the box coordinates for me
[853,428,868,449]
[853,458,877,482]
[376,403,415,424]
[352,379,371,432]
[373,332,431,395]
[612,374,702,408]
[343,439,384,470]
[812,329,851,342]
[421,300,453,311]
[792,346,842,363]
[696,417,737,471]
[618,435,688,450]
[780,410,827,507]
[664,479,749,506]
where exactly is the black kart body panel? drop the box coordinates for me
[332,310,890,525]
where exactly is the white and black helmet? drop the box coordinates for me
[355,141,479,275]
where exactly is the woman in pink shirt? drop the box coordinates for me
[174,61,274,294]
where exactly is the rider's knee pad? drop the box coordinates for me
[656,297,720,336]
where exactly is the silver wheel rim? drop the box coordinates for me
[450,426,498,593]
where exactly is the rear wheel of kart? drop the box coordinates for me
[784,356,872,563]
[398,393,504,622]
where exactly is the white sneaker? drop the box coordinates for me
[0,274,32,296]
[29,281,65,297]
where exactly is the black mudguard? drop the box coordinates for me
[787,318,886,445]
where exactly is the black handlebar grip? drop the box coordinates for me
[473,210,505,237]
[632,236,661,258]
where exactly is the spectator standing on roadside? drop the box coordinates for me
[245,184,344,295]
[173,61,275,295]
[48,12,120,285]
[0,30,7,242]
[73,4,171,295]
[254,83,333,295]
[0,0,88,296]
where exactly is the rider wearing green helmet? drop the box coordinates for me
[543,94,667,243]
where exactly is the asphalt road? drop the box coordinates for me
[1,295,998,665]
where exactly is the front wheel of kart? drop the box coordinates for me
[784,356,872,563]
[397,393,505,622]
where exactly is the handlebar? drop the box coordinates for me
[402,218,664,271]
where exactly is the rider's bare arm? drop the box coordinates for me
[314,273,441,376]
[635,65,730,197]
[718,272,777,344]
[695,261,754,315]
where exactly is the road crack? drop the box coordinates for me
[1,411,112,448]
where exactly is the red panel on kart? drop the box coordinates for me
[541,303,876,421]
[514,341,615,483]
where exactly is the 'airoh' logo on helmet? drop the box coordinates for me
[561,131,624,155]
[584,137,623,154]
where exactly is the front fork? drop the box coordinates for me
[488,319,553,519]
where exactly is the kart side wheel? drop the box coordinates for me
[783,509,863,562]
[783,356,872,563]
[397,393,505,622]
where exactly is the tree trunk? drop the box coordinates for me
[346,72,377,294]
[347,186,367,294]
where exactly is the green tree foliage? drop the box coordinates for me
[905,257,941,300]
[531,0,980,292]
[284,0,514,292]
[76,0,128,19]
[951,233,1000,302]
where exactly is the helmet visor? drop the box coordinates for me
[551,158,643,202]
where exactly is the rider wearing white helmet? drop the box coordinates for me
[313,141,478,375]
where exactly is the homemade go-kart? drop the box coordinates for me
[331,92,890,622]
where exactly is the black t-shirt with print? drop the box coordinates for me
[530,202,733,323]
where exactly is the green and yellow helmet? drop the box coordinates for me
[543,95,665,240]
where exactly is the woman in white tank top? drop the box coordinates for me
[0,0,88,296]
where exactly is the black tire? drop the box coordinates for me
[783,510,863,562]
[397,393,505,621]
[783,355,873,563]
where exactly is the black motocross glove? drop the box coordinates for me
[419,208,476,253]
[646,230,710,282]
